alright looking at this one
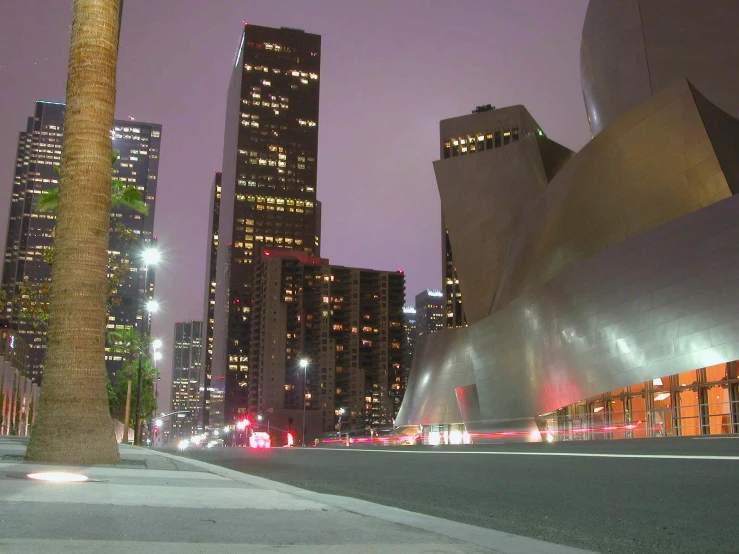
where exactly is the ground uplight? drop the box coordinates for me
[27,472,89,483]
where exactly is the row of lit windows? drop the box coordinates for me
[443,127,528,158]
[236,195,314,207]
[235,236,304,247]
[114,126,142,134]
[245,64,318,81]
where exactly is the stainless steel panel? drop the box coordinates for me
[493,81,732,312]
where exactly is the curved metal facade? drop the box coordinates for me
[397,4,739,432]
[493,81,737,311]
[581,0,739,136]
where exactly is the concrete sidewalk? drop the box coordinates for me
[0,436,598,554]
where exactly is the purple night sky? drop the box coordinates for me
[0,1,591,412]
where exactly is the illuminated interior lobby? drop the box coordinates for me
[396,0,739,442]
[540,363,738,441]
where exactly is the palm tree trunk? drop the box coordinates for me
[26,0,121,464]
[122,372,132,444]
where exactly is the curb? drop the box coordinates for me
[146,448,599,554]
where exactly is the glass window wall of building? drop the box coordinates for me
[539,362,739,441]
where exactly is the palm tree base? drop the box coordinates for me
[26,407,120,465]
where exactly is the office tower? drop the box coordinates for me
[249,249,405,442]
[402,306,417,379]
[170,320,203,439]
[107,119,161,374]
[1,101,160,382]
[213,25,322,424]
[200,171,222,431]
[414,289,444,343]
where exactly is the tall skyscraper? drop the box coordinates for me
[402,306,417,379]
[437,104,542,329]
[249,249,405,442]
[414,289,444,343]
[1,101,160,382]
[170,320,203,439]
[200,171,222,431]
[213,25,322,424]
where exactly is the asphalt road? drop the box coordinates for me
[169,437,739,554]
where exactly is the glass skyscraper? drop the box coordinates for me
[1,101,161,382]
[171,320,203,439]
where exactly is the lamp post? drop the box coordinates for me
[148,346,162,446]
[258,414,269,435]
[153,410,190,447]
[299,358,309,446]
[134,299,159,445]
[134,247,160,446]
[337,407,345,440]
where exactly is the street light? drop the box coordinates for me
[337,407,345,439]
[299,358,309,446]
[258,414,269,435]
[142,247,161,266]
[148,341,164,446]
[134,245,160,446]
[152,411,190,447]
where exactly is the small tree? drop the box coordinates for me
[108,358,158,429]
[107,326,147,443]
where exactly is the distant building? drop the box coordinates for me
[200,171,222,431]
[1,101,160,382]
[414,289,444,343]
[213,24,322,425]
[171,320,203,439]
[402,306,417,379]
[249,249,405,443]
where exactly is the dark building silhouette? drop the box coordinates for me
[213,25,322,425]
[200,171,222,430]
[402,305,417,380]
[414,289,444,344]
[1,101,160,382]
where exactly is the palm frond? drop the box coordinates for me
[36,188,60,212]
[113,185,149,215]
